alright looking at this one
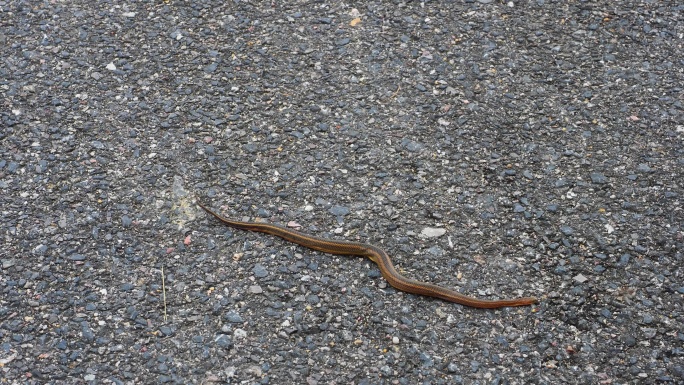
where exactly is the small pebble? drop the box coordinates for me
[252,264,268,278]
[421,227,446,238]
[560,226,574,236]
[224,311,243,323]
[573,274,588,283]
[249,285,263,294]
[328,205,350,216]
[590,172,608,184]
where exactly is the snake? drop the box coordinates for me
[197,200,538,309]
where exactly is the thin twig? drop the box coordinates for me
[161,265,168,322]
[387,84,401,100]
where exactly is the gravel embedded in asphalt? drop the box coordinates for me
[1,1,683,384]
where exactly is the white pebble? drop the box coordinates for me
[573,274,588,283]
[421,227,446,238]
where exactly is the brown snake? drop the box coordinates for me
[197,200,538,309]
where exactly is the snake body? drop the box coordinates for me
[197,201,537,309]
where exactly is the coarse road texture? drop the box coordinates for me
[1,1,682,384]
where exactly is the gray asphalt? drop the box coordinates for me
[1,1,682,384]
